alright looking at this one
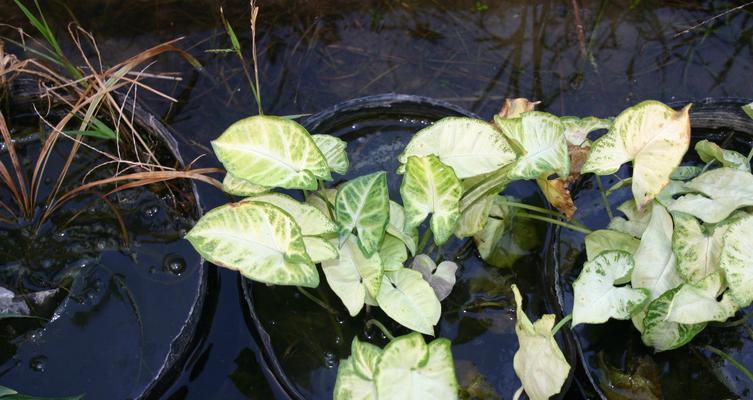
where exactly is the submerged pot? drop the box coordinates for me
[0,77,208,399]
[242,94,579,399]
[552,99,753,399]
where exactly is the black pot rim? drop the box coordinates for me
[551,97,753,400]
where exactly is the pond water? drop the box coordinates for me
[2,0,753,399]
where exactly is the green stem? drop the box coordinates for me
[551,314,573,335]
[366,319,395,341]
[516,212,593,235]
[595,175,614,220]
[498,199,589,229]
[719,311,753,328]
[705,345,753,384]
[605,177,632,197]
[297,287,337,314]
[417,227,433,255]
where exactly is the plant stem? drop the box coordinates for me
[595,175,614,220]
[417,227,433,254]
[498,199,589,229]
[552,314,573,335]
[705,345,753,384]
[297,287,337,314]
[605,177,631,197]
[366,319,395,341]
[516,212,593,235]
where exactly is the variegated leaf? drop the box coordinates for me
[666,273,738,324]
[671,212,726,284]
[379,235,408,272]
[312,134,350,175]
[386,201,419,255]
[334,338,381,400]
[244,193,337,236]
[720,214,753,307]
[222,173,268,196]
[336,171,390,256]
[303,236,338,263]
[212,116,330,190]
[632,203,682,300]
[640,287,706,352]
[376,269,441,335]
[695,140,750,172]
[321,236,383,316]
[560,116,611,146]
[670,167,753,223]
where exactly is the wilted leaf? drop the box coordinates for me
[511,284,570,400]
[582,101,691,209]
[212,116,330,190]
[497,98,538,118]
[536,175,576,219]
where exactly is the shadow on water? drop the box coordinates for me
[1,0,753,398]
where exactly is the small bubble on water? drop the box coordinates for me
[334,336,342,345]
[142,205,160,219]
[163,254,186,275]
[324,352,337,369]
[29,355,47,372]
[96,240,107,250]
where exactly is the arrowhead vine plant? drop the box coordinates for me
[187,92,753,398]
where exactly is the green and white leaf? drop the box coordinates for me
[212,115,330,190]
[494,111,570,180]
[511,284,570,400]
[336,171,390,256]
[632,203,683,299]
[334,338,381,400]
[411,254,458,301]
[303,236,338,263]
[379,235,408,272]
[640,287,706,352]
[669,167,753,223]
[321,236,383,316]
[245,193,337,236]
[670,165,702,181]
[560,116,611,146]
[386,201,419,255]
[222,173,268,196]
[374,333,458,400]
[186,201,318,287]
[307,187,337,217]
[454,194,495,239]
[376,269,441,335]
[720,214,753,307]
[398,116,516,179]
[671,212,725,284]
[582,101,691,209]
[401,155,463,245]
[584,229,640,262]
[665,273,738,324]
[312,134,350,175]
[572,251,650,326]
[695,139,750,172]
[608,200,652,239]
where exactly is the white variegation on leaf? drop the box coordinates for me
[334,338,382,400]
[336,171,390,256]
[666,273,738,324]
[582,101,691,209]
[374,333,459,400]
[511,285,570,400]
[584,229,640,262]
[186,201,318,287]
[306,187,337,218]
[244,193,337,236]
[560,116,611,146]
[632,203,683,300]
[695,140,750,172]
[398,117,516,179]
[379,235,408,272]
[454,194,494,239]
[303,236,338,263]
[640,287,706,352]
[312,134,350,175]
[401,155,463,246]
[608,200,652,238]
[222,173,268,196]
[670,168,753,223]
[494,111,570,180]
[720,214,753,307]
[411,254,458,301]
[376,269,441,335]
[386,201,419,255]
[212,116,330,190]
[572,251,650,326]
[671,212,726,284]
[322,236,383,316]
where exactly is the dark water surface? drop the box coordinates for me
[2,1,753,399]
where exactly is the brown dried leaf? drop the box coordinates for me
[537,175,576,219]
[567,143,591,183]
[497,98,539,119]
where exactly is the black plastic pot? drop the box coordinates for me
[551,99,753,399]
[0,77,208,399]
[242,94,579,400]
